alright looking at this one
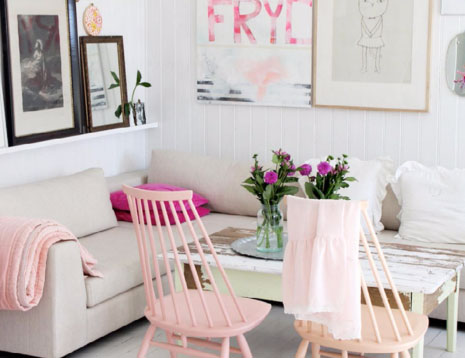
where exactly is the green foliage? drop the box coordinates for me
[109,70,151,119]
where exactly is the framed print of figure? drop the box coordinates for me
[0,0,84,146]
[312,0,433,112]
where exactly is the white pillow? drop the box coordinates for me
[391,161,465,244]
[298,157,394,232]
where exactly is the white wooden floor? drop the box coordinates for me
[0,305,464,358]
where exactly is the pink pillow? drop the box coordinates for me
[114,207,210,226]
[110,183,209,212]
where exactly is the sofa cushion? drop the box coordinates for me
[391,161,465,244]
[81,214,257,308]
[106,170,148,193]
[0,168,117,238]
[148,150,260,217]
[380,185,401,231]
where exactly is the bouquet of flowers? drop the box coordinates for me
[242,150,311,252]
[301,154,356,200]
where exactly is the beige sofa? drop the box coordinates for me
[0,150,463,358]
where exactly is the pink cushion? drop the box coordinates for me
[110,183,209,212]
[114,206,210,226]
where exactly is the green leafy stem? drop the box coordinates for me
[109,70,151,121]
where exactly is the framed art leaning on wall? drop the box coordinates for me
[312,0,433,112]
[0,0,83,146]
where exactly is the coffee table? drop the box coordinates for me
[169,227,465,358]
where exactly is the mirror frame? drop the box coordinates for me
[80,35,129,132]
[446,32,465,97]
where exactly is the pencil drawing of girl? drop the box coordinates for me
[358,0,389,73]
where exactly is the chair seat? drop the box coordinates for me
[295,304,429,354]
[146,290,271,338]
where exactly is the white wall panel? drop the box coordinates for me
[146,0,465,169]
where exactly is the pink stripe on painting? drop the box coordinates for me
[208,0,232,42]
[264,0,284,44]
[233,0,262,44]
[285,0,312,45]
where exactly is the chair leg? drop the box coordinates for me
[296,339,309,358]
[342,351,348,358]
[237,334,253,358]
[221,337,230,358]
[391,353,399,358]
[311,343,320,358]
[166,331,177,358]
[401,351,410,358]
[138,324,156,358]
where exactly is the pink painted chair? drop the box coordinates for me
[292,202,429,358]
[123,185,271,358]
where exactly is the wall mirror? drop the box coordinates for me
[446,32,465,96]
[80,36,129,131]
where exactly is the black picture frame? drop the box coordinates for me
[0,0,84,146]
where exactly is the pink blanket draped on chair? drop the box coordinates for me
[283,196,362,340]
[0,217,102,311]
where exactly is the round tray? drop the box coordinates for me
[230,235,287,261]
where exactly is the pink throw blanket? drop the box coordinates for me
[283,197,361,340]
[0,217,102,311]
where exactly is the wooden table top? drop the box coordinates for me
[170,227,465,295]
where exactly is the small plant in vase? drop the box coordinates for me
[301,154,356,200]
[242,150,311,253]
[109,70,151,125]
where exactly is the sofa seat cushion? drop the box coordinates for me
[81,214,257,308]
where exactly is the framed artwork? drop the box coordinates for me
[442,0,465,15]
[0,0,84,146]
[313,0,433,112]
[0,42,6,148]
[0,95,6,148]
[197,0,313,108]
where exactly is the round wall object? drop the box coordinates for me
[83,4,102,36]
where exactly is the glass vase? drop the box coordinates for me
[256,204,284,253]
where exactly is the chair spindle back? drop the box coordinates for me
[123,185,246,329]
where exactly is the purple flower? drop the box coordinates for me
[287,164,296,177]
[273,149,291,161]
[317,161,333,176]
[299,164,312,176]
[264,171,278,184]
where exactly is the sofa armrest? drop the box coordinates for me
[0,241,88,358]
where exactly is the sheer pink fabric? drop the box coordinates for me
[283,197,361,340]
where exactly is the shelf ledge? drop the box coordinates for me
[0,122,158,156]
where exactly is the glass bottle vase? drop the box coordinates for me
[256,204,284,253]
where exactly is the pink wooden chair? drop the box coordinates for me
[123,185,271,358]
[293,202,429,358]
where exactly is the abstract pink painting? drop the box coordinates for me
[197,0,313,107]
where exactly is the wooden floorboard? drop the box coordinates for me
[0,305,463,358]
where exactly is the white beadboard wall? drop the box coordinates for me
[0,0,150,188]
[146,0,465,169]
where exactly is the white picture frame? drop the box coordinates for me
[442,0,465,15]
[313,0,433,112]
